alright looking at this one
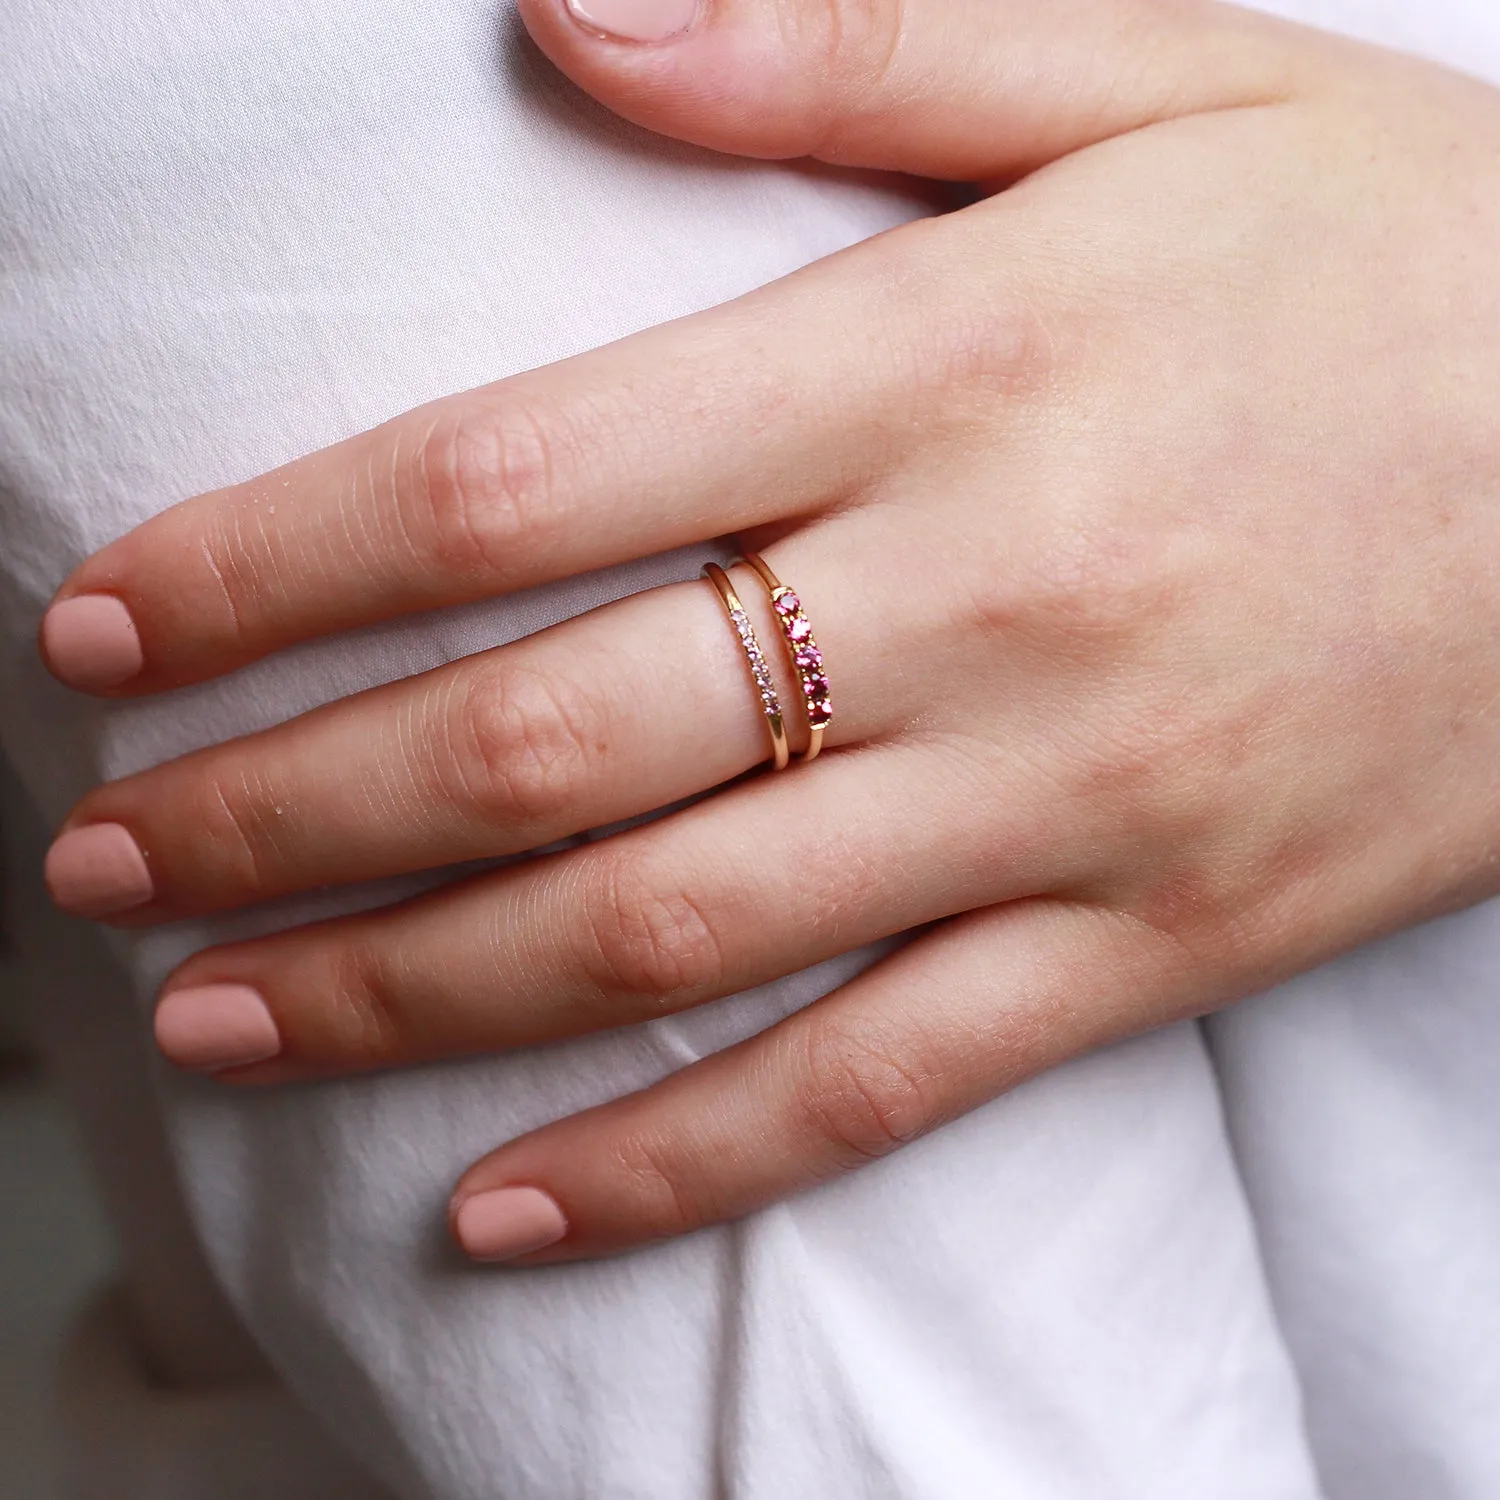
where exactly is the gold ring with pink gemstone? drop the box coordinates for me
[733,551,832,764]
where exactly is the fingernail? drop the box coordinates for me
[41,595,143,692]
[452,1187,569,1262]
[565,0,698,43]
[155,985,282,1072]
[44,823,153,918]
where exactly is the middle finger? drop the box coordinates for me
[46,542,905,923]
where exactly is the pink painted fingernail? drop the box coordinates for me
[565,0,698,43]
[154,985,282,1072]
[44,823,153,918]
[41,595,143,692]
[453,1188,569,1262]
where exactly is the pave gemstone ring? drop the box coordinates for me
[735,551,832,763]
[703,561,791,771]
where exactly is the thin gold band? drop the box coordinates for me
[733,552,831,764]
[702,562,791,772]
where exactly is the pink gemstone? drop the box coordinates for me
[774,591,800,616]
[803,675,829,699]
[794,644,822,670]
[808,699,833,726]
[787,617,812,642]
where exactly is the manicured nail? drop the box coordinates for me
[44,823,153,918]
[565,0,698,43]
[453,1187,569,1262]
[154,985,282,1072]
[41,595,143,692]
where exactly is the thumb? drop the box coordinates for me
[515,0,1317,181]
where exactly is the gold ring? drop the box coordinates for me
[734,552,831,763]
[702,562,790,772]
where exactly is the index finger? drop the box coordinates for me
[39,229,933,697]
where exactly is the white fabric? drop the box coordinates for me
[0,2,1495,1497]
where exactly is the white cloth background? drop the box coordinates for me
[0,2,1495,1497]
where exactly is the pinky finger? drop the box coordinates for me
[447,898,1201,1265]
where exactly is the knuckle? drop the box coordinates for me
[199,501,272,647]
[1031,521,1163,637]
[580,856,726,1006]
[783,0,903,146]
[926,291,1062,402]
[324,941,414,1058]
[413,394,576,581]
[968,509,1186,650]
[605,1128,711,1239]
[446,662,597,827]
[851,224,1066,421]
[194,768,282,894]
[798,1019,937,1164]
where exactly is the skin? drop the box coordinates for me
[38,0,1500,1262]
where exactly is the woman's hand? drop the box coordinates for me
[38,0,1500,1262]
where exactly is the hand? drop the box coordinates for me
[38,0,1500,1263]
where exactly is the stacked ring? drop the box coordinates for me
[702,561,791,771]
[735,552,833,764]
